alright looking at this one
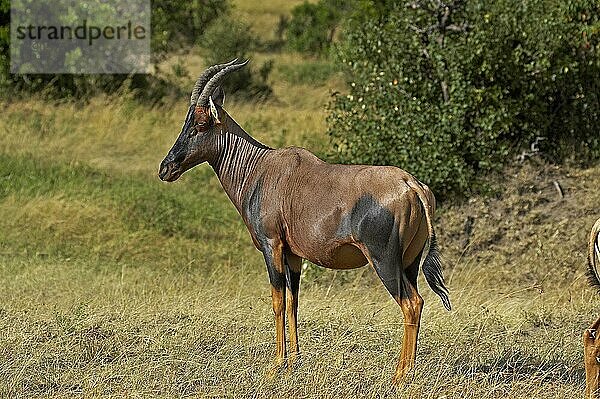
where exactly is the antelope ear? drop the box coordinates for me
[209,96,221,124]
[211,86,225,107]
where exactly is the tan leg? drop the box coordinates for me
[286,254,302,368]
[263,241,287,369]
[271,284,286,368]
[357,242,424,385]
[392,279,424,384]
[584,316,600,398]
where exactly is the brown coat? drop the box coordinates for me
[159,99,450,383]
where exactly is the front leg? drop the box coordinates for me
[263,240,287,369]
[584,316,600,398]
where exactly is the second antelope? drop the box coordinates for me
[584,217,600,398]
[158,60,451,383]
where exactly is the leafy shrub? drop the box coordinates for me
[0,0,42,83]
[0,0,226,100]
[328,0,600,200]
[286,0,354,56]
[200,17,272,100]
[0,0,10,86]
[152,0,227,58]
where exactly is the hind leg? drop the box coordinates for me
[351,191,427,383]
[366,250,423,384]
[394,262,423,383]
[285,253,302,368]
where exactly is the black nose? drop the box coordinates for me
[158,160,171,181]
[158,165,169,180]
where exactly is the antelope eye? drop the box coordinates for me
[196,121,210,131]
[188,126,199,137]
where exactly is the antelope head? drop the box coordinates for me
[158,59,249,182]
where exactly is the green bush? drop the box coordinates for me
[0,0,7,83]
[0,0,226,100]
[328,0,600,200]
[200,17,272,100]
[286,0,354,56]
[152,0,227,58]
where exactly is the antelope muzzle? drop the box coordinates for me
[158,157,182,182]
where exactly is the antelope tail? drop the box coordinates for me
[408,181,451,311]
[587,218,600,292]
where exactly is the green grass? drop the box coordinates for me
[1,1,600,396]
[277,60,339,85]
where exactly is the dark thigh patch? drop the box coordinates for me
[338,195,399,266]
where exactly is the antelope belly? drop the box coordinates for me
[323,244,368,270]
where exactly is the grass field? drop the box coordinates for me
[1,1,600,398]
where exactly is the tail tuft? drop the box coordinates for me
[422,234,451,311]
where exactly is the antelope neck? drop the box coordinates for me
[209,115,271,211]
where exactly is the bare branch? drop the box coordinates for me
[446,23,470,32]
[441,81,449,102]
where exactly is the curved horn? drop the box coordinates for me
[197,59,250,106]
[190,59,238,106]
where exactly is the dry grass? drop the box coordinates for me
[1,1,599,397]
[0,255,594,398]
[0,68,335,173]
[1,93,598,397]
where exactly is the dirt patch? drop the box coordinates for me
[437,161,599,289]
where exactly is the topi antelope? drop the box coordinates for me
[584,217,600,398]
[158,60,451,383]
